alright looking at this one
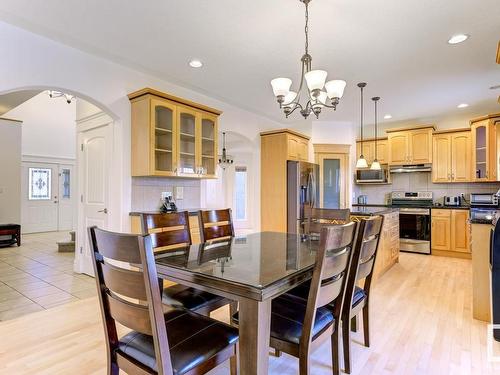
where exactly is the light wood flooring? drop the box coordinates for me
[0,253,499,374]
[0,231,96,321]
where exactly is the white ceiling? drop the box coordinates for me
[0,90,40,116]
[0,0,499,125]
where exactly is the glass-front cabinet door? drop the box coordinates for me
[472,122,488,181]
[199,113,218,178]
[151,98,176,176]
[177,106,198,176]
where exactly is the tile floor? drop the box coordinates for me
[0,231,96,321]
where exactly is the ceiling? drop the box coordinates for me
[0,0,499,125]
[0,90,40,116]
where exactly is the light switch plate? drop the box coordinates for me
[175,186,184,200]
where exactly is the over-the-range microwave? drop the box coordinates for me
[355,168,388,183]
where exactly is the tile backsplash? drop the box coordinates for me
[131,177,201,212]
[354,172,500,205]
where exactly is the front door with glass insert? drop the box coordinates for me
[21,162,59,233]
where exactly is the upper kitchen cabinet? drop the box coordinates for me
[470,114,500,182]
[387,126,434,165]
[128,88,221,178]
[355,137,388,165]
[260,129,310,232]
[432,129,471,183]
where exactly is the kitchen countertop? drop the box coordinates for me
[350,206,397,216]
[130,209,204,217]
[352,203,471,210]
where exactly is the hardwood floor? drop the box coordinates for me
[0,253,499,374]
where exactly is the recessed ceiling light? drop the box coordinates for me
[457,103,469,108]
[384,114,392,120]
[189,59,203,68]
[448,34,469,44]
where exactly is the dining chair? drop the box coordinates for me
[341,215,384,374]
[88,226,238,375]
[231,221,358,375]
[198,209,235,243]
[140,212,231,316]
[304,208,351,237]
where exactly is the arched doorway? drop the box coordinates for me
[0,86,119,276]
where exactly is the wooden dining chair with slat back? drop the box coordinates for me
[88,226,238,375]
[140,212,231,316]
[198,209,235,243]
[341,215,384,374]
[231,221,358,375]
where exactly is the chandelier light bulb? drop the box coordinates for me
[325,80,347,99]
[283,91,298,107]
[270,78,292,97]
[304,70,328,92]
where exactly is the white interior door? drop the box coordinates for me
[57,164,75,231]
[76,124,111,276]
[21,162,59,233]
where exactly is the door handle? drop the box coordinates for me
[98,208,108,214]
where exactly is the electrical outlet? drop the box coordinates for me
[161,191,172,200]
[175,186,184,200]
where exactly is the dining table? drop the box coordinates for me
[155,231,319,375]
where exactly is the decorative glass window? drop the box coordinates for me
[234,166,247,221]
[62,169,71,199]
[29,168,51,200]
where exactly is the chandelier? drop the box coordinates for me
[47,90,75,104]
[270,0,346,119]
[218,132,234,170]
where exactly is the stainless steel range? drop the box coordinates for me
[391,191,433,254]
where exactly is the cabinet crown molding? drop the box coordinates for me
[385,124,436,133]
[433,128,471,135]
[259,128,310,140]
[469,113,500,124]
[128,88,222,115]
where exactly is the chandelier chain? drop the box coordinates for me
[304,1,309,55]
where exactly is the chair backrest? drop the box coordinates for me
[88,226,173,374]
[300,221,358,348]
[198,209,235,242]
[342,215,384,315]
[304,207,351,235]
[140,212,192,251]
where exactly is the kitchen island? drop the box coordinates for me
[351,207,400,280]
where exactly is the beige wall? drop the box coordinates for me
[0,118,22,224]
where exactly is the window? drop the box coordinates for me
[62,169,71,199]
[234,166,247,221]
[28,168,51,200]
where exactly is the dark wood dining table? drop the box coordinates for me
[155,231,319,375]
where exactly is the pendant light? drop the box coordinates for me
[370,96,381,170]
[355,82,368,169]
[218,132,234,170]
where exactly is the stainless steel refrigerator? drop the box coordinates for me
[287,160,320,235]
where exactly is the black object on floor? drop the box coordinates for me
[0,224,21,247]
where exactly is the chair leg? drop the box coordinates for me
[362,304,370,347]
[275,349,282,357]
[230,344,238,375]
[108,361,119,375]
[331,329,340,375]
[350,315,358,332]
[299,351,310,375]
[342,319,352,374]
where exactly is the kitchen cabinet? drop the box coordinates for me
[432,130,471,183]
[470,114,499,182]
[129,88,221,178]
[387,126,434,165]
[431,209,470,258]
[260,129,310,232]
[355,138,388,165]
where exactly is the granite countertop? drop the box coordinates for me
[130,209,204,217]
[352,203,471,210]
[350,206,397,216]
